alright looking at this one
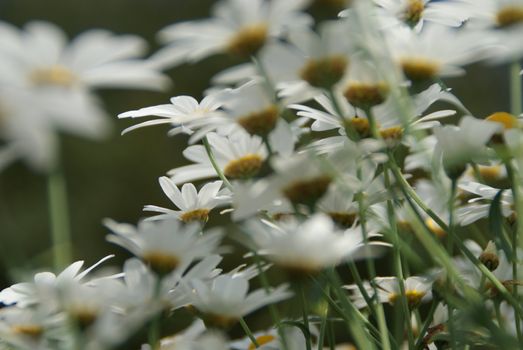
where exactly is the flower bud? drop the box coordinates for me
[479,241,499,272]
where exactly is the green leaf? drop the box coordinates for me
[488,189,513,260]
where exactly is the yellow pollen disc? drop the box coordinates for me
[343,82,389,108]
[397,220,413,232]
[404,0,425,26]
[69,307,99,329]
[223,154,263,179]
[345,117,371,138]
[142,252,180,275]
[496,6,523,27]
[477,165,503,183]
[282,175,332,206]
[11,324,44,338]
[299,55,348,89]
[425,217,446,238]
[400,57,440,81]
[237,105,279,136]
[486,112,519,130]
[388,289,426,308]
[227,23,268,57]
[30,65,76,87]
[327,211,357,228]
[379,126,403,144]
[204,313,238,328]
[248,334,276,350]
[180,208,210,223]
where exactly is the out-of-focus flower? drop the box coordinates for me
[144,178,231,223]
[183,274,292,327]
[151,0,312,68]
[105,219,223,276]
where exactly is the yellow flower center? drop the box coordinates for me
[237,105,279,136]
[69,307,99,330]
[327,211,358,228]
[486,112,519,130]
[227,23,268,57]
[30,65,76,87]
[388,289,426,308]
[11,324,44,338]
[282,175,332,206]
[496,6,523,28]
[248,334,276,350]
[379,126,403,147]
[425,217,446,238]
[472,165,504,184]
[403,0,425,26]
[400,57,440,81]
[345,117,371,138]
[300,55,348,89]
[180,208,210,223]
[203,313,238,328]
[223,154,264,179]
[142,251,180,275]
[343,82,389,108]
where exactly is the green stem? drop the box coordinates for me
[414,300,438,350]
[317,288,329,350]
[253,254,289,350]
[240,318,259,348]
[299,283,312,350]
[202,136,233,191]
[384,168,414,350]
[148,314,161,350]
[511,61,522,117]
[327,88,359,141]
[505,162,523,344]
[355,168,392,350]
[47,163,72,270]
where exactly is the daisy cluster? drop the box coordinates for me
[2,0,523,349]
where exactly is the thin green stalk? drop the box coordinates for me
[384,168,414,350]
[202,136,233,191]
[327,88,359,141]
[414,300,438,350]
[511,61,522,117]
[47,163,72,270]
[299,283,312,350]
[505,162,523,344]
[317,289,329,350]
[148,314,161,350]
[355,169,392,350]
[253,254,289,350]
[327,269,377,350]
[240,318,259,348]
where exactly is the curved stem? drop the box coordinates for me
[240,318,259,348]
[202,136,233,191]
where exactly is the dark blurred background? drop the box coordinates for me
[0,0,509,286]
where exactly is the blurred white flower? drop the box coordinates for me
[144,178,231,223]
[151,0,312,67]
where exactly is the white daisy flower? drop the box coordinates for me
[0,21,168,171]
[151,0,312,68]
[464,0,523,63]
[104,219,223,276]
[0,306,64,350]
[118,94,229,144]
[346,276,433,309]
[457,181,513,226]
[434,115,501,178]
[0,21,168,91]
[385,24,488,82]
[168,129,268,185]
[245,214,387,273]
[142,324,229,350]
[372,0,471,31]
[0,255,116,308]
[143,178,231,223]
[230,326,309,350]
[183,274,292,327]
